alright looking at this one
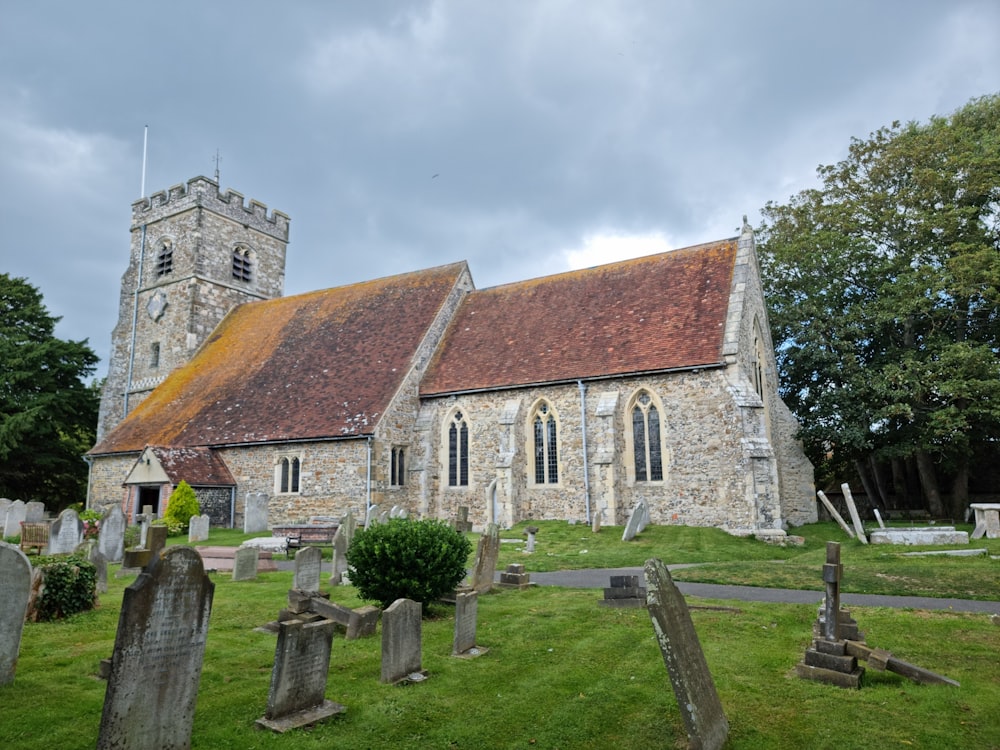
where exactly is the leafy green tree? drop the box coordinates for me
[0,274,99,510]
[758,94,1000,517]
[163,480,200,533]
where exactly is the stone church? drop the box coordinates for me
[86,176,816,537]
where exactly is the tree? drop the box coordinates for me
[757,94,1000,518]
[163,480,200,533]
[0,274,99,510]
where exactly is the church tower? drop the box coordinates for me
[96,176,290,440]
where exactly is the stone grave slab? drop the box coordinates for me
[294,546,323,593]
[188,514,210,543]
[498,563,531,589]
[48,508,84,554]
[256,618,345,733]
[644,557,729,750]
[452,591,487,658]
[3,499,26,538]
[869,527,969,545]
[98,505,126,563]
[622,500,648,541]
[244,492,269,533]
[24,501,45,523]
[232,545,260,581]
[381,598,425,684]
[329,525,349,585]
[0,542,32,685]
[599,574,647,608]
[76,540,109,594]
[97,547,215,750]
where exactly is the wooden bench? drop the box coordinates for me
[20,521,50,555]
[273,524,338,557]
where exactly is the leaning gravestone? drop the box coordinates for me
[470,523,500,594]
[188,514,210,543]
[3,499,26,539]
[48,508,84,554]
[381,598,426,684]
[0,542,32,685]
[97,547,215,750]
[98,505,126,563]
[622,500,648,541]
[244,492,269,533]
[256,618,345,732]
[232,545,259,582]
[293,546,323,593]
[644,557,729,750]
[24,501,45,523]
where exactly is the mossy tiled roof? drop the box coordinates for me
[91,262,467,454]
[420,239,736,395]
[146,446,236,486]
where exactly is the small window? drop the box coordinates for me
[277,456,300,493]
[390,446,406,487]
[155,241,173,276]
[232,246,253,283]
[448,411,469,487]
[632,391,663,482]
[531,401,559,484]
[150,342,160,368]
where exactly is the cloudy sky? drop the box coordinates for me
[2,1,998,372]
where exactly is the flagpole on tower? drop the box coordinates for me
[140,125,148,198]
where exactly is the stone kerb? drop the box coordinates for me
[97,547,215,750]
[644,557,729,750]
[48,508,84,554]
[0,542,32,685]
[98,505,126,563]
[381,598,425,684]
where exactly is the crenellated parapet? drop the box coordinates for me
[131,176,290,240]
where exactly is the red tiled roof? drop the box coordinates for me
[420,240,736,395]
[148,446,235,486]
[91,262,467,454]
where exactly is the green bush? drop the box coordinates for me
[33,554,97,621]
[163,480,200,534]
[346,518,472,610]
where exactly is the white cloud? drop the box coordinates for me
[562,231,675,271]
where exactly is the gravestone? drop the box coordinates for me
[454,506,473,533]
[329,525,350,585]
[622,500,649,541]
[294,546,323,593]
[147,525,168,559]
[232,545,260,582]
[48,508,84,554]
[524,525,538,553]
[0,498,10,520]
[137,513,151,547]
[256,618,345,732]
[599,574,647,608]
[24,501,45,523]
[97,547,215,749]
[76,540,109,594]
[381,598,425,684]
[470,523,500,594]
[841,483,868,544]
[0,542,32,685]
[498,563,531,589]
[3,499,26,538]
[98,505,126,563]
[644,557,729,750]
[244,492,269,533]
[452,591,486,657]
[188,514,210,543]
[364,504,379,529]
[591,506,603,533]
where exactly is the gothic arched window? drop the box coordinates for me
[530,401,559,484]
[447,411,469,487]
[631,390,663,482]
[277,456,300,494]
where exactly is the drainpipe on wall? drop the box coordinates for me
[578,380,591,524]
[124,224,147,419]
[83,455,93,510]
[365,436,373,522]
[229,486,236,529]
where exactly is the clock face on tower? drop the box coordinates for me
[146,291,168,321]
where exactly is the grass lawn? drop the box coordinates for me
[2,521,998,749]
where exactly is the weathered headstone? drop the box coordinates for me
[48,508,84,554]
[244,492,269,533]
[599,574,647,608]
[232,545,260,582]
[329,525,350,585]
[0,542,32,685]
[381,598,425,684]
[498,563,531,589]
[147,525,168,558]
[452,591,486,657]
[364,504,379,529]
[644,557,729,750]
[188,513,210,543]
[454,505,473,533]
[76,540,109,594]
[3,499,26,539]
[97,547,215,749]
[24,501,45,523]
[0,499,10,520]
[470,523,500,594]
[98,505,126,562]
[816,491,855,538]
[256,618,345,732]
[294,546,323,593]
[841,483,868,544]
[591,506,603,533]
[873,508,886,529]
[622,500,648,541]
[137,513,151,547]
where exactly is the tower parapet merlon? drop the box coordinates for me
[131,176,290,240]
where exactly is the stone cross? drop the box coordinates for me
[0,542,32,685]
[644,557,729,750]
[822,542,842,641]
[97,547,215,749]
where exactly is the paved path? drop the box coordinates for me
[526,566,1000,614]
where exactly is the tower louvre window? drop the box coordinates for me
[232,246,253,283]
[155,241,173,276]
[150,342,160,368]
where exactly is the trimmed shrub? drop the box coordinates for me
[346,518,472,610]
[163,480,200,534]
[32,554,97,621]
